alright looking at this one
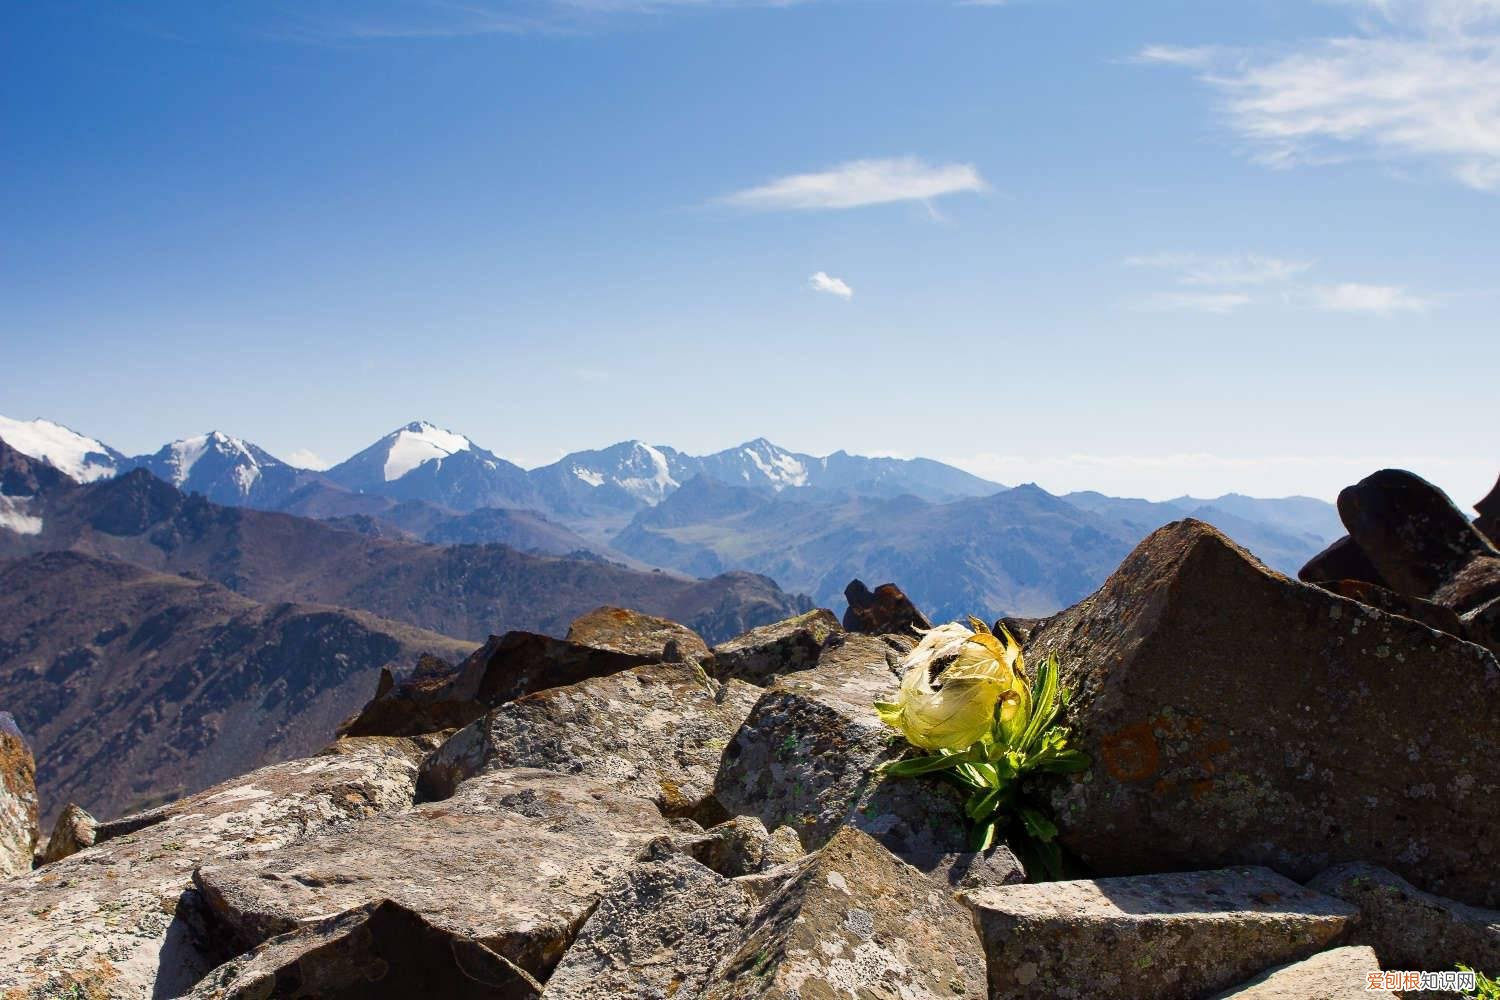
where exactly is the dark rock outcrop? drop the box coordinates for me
[1477,473,1500,546]
[1336,469,1500,612]
[841,579,931,635]
[342,613,693,740]
[1298,534,1387,587]
[1032,519,1500,907]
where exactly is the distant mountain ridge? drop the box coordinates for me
[1,414,1345,621]
[0,439,811,644]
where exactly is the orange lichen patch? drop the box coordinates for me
[1100,723,1161,783]
[1191,779,1215,801]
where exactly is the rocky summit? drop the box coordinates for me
[1,468,1497,999]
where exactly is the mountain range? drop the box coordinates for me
[0,414,1344,620]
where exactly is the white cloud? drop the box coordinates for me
[286,449,330,470]
[808,271,854,298]
[943,450,1495,505]
[1310,282,1430,312]
[1137,291,1253,314]
[1126,252,1312,286]
[724,157,987,211]
[1138,1,1500,189]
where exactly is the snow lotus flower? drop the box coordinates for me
[876,619,1027,752]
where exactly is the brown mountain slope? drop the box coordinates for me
[0,440,810,643]
[0,551,475,825]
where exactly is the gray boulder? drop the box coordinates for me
[565,605,711,661]
[702,826,987,999]
[1031,519,1500,907]
[418,661,761,822]
[961,866,1356,1000]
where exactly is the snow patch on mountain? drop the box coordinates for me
[741,441,808,489]
[384,423,472,481]
[0,495,42,535]
[0,416,118,482]
[573,467,605,487]
[616,443,680,502]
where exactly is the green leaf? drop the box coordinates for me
[969,816,998,852]
[966,786,1003,822]
[1019,806,1058,843]
[1034,749,1091,773]
[880,753,967,778]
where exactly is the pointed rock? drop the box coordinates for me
[0,712,38,877]
[40,803,97,865]
[417,661,760,822]
[543,844,753,1000]
[702,826,987,999]
[0,737,429,999]
[1207,946,1383,999]
[1307,862,1500,976]
[189,900,540,999]
[961,867,1355,1000]
[1031,519,1500,907]
[193,768,673,981]
[842,579,931,635]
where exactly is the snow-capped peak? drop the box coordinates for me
[383,421,473,481]
[0,416,121,482]
[153,431,269,494]
[739,438,808,489]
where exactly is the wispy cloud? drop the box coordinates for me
[1125,250,1431,315]
[1310,282,1430,313]
[1136,291,1253,314]
[1136,0,1500,190]
[1126,252,1312,286]
[723,157,987,211]
[808,271,853,298]
[274,0,816,42]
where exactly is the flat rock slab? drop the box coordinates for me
[1208,946,1383,999]
[709,609,842,686]
[1308,862,1500,975]
[702,825,988,999]
[195,768,673,981]
[0,712,38,877]
[419,661,761,822]
[543,845,753,1000]
[1031,519,1500,907]
[961,866,1356,1000]
[189,899,541,999]
[566,605,711,662]
[0,737,427,1000]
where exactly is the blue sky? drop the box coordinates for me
[2,0,1496,504]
